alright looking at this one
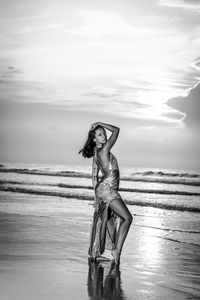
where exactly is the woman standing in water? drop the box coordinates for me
[79,122,132,264]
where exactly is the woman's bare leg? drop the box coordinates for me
[109,199,133,263]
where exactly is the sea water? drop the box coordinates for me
[0,162,200,247]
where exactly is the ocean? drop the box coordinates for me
[0,162,200,248]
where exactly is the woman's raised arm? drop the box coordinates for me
[91,122,120,152]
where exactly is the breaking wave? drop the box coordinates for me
[0,185,200,213]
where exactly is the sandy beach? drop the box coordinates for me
[0,191,200,300]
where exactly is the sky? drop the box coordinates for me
[0,0,200,171]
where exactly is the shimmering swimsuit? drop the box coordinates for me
[94,148,122,205]
[88,148,122,259]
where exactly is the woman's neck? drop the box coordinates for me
[96,145,102,149]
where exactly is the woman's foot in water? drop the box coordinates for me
[111,248,120,264]
[95,256,110,262]
[88,255,110,262]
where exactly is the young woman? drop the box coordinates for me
[79,122,132,264]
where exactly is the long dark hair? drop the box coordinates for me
[78,125,104,158]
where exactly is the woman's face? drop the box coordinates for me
[94,128,107,147]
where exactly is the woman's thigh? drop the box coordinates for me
[109,198,132,221]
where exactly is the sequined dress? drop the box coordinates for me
[88,148,123,259]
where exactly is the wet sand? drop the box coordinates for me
[0,192,200,300]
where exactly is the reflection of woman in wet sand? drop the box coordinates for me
[79,122,132,264]
[87,261,127,300]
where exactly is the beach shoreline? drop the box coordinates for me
[0,192,200,299]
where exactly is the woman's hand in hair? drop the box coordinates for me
[90,122,100,131]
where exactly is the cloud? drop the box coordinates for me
[0,3,199,133]
[167,82,200,128]
[82,85,120,98]
[158,0,200,12]
[191,56,200,72]
[162,110,185,121]
[16,24,62,35]
[67,10,134,39]
[0,64,22,80]
[67,9,176,40]
[0,12,53,23]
